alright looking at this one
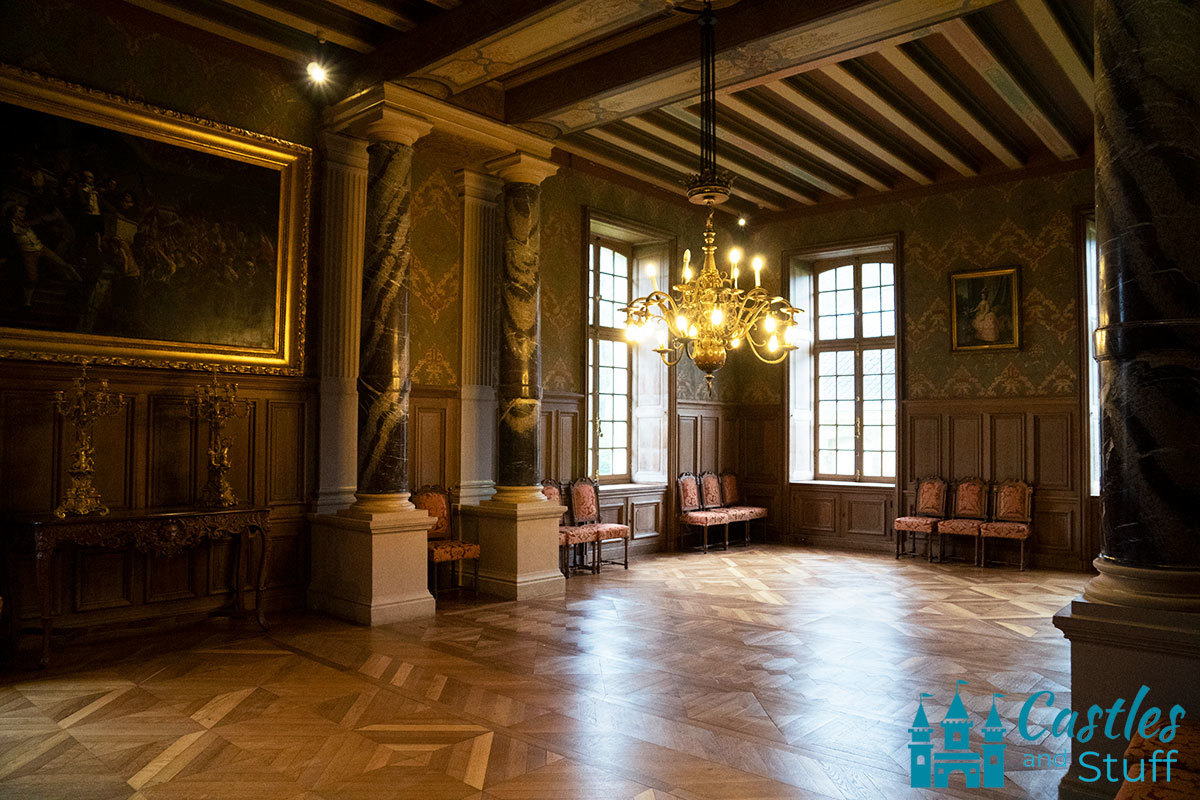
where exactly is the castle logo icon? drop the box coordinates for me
[910,680,1007,789]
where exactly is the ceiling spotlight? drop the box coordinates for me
[738,217,747,227]
[306,61,328,83]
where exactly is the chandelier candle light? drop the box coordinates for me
[621,0,801,394]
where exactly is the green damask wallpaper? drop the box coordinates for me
[0,0,317,146]
[539,167,740,402]
[745,167,1093,404]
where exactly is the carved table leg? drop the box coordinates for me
[254,525,270,630]
[36,551,52,669]
[233,529,246,617]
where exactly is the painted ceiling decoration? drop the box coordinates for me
[112,0,1093,217]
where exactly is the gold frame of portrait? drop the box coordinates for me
[0,64,309,375]
[949,266,1020,352]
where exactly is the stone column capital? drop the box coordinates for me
[486,152,559,186]
[364,106,434,147]
[319,131,369,171]
[457,169,503,202]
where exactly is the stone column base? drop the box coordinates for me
[460,494,565,600]
[1083,558,1200,612]
[452,480,495,507]
[308,505,436,625]
[1053,598,1200,799]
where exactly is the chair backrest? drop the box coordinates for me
[913,476,948,517]
[950,477,988,520]
[677,473,701,512]
[992,480,1033,523]
[412,485,452,538]
[540,479,568,526]
[719,472,740,505]
[699,471,723,509]
[569,477,601,525]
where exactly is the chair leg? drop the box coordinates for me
[723,523,729,550]
[974,536,980,567]
[473,557,480,594]
[1020,540,1026,571]
[980,538,987,568]
[744,520,750,546]
[623,536,628,569]
[703,526,709,553]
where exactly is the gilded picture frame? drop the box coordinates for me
[950,266,1020,351]
[0,65,309,374]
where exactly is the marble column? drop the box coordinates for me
[308,109,438,625]
[454,170,503,508]
[459,153,565,600]
[1054,3,1200,796]
[314,132,368,515]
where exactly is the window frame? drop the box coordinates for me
[587,235,634,484]
[811,257,898,483]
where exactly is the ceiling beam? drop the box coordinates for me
[554,137,745,217]
[624,116,816,205]
[119,0,308,61]
[1014,0,1094,111]
[719,95,888,192]
[760,80,933,185]
[663,104,840,201]
[323,0,415,31]
[820,64,977,177]
[875,45,1023,170]
[220,0,374,52]
[585,128,785,211]
[937,17,1079,160]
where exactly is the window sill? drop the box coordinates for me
[791,479,895,489]
[600,482,668,492]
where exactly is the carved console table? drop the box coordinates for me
[3,507,270,667]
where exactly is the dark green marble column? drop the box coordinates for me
[1091,0,1200,588]
[497,181,542,489]
[357,139,415,499]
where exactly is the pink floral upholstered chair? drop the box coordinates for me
[414,485,479,599]
[676,473,733,552]
[935,477,989,564]
[894,476,948,561]
[569,478,630,570]
[980,480,1034,570]
[543,479,597,577]
[716,472,768,546]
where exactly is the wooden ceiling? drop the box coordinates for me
[114,0,1094,217]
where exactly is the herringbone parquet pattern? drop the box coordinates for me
[0,546,1087,799]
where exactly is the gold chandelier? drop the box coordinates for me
[621,0,801,393]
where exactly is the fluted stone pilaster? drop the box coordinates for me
[497,181,542,488]
[358,140,415,498]
[1092,0,1200,577]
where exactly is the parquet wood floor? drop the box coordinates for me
[0,546,1088,799]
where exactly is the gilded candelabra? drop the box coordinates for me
[189,367,251,508]
[54,363,127,517]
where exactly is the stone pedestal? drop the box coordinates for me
[308,504,435,624]
[460,496,565,600]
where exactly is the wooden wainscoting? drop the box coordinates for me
[598,483,667,558]
[787,482,897,552]
[409,386,460,491]
[540,391,585,483]
[902,396,1091,571]
[0,362,316,638]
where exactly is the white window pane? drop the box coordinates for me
[599,450,612,475]
[864,400,883,426]
[614,448,628,472]
[599,420,612,440]
[599,367,612,393]
[881,288,895,312]
[836,375,854,399]
[864,451,881,476]
[864,426,881,450]
[883,349,895,373]
[819,426,837,449]
[883,374,896,401]
[837,315,854,339]
[599,394,612,420]
[599,303,613,328]
[837,450,855,475]
[614,278,628,303]
[837,290,854,314]
[881,313,895,337]
[884,425,896,451]
[600,273,613,301]
[880,263,894,286]
[863,349,881,374]
[818,316,835,340]
[863,374,881,400]
[836,350,854,374]
[819,450,836,474]
[819,351,836,374]
[613,341,627,361]
[818,269,836,292]
[836,265,853,290]
[818,376,835,398]
[600,339,613,362]
[601,247,613,274]
[614,421,627,444]
[862,262,879,287]
[819,401,837,425]
[863,313,881,339]
[838,401,855,424]
[613,399,627,421]
[613,252,628,277]
[614,368,627,394]
[863,287,880,313]
[881,400,896,422]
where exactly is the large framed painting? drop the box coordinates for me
[950,266,1020,351]
[0,65,309,374]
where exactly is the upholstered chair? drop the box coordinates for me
[676,472,732,552]
[980,480,1034,570]
[719,472,768,546]
[542,479,596,577]
[936,477,989,564]
[414,485,479,599]
[893,476,948,561]
[569,477,631,570]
